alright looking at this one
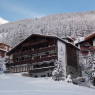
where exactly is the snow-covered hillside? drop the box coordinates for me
[0,11,95,47]
[0,73,95,95]
[0,17,8,25]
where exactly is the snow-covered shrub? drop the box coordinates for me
[79,51,95,86]
[0,56,6,73]
[52,59,65,81]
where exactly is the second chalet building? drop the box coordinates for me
[7,34,81,78]
[0,43,12,59]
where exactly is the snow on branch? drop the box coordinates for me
[52,59,65,81]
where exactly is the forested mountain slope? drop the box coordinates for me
[0,11,95,47]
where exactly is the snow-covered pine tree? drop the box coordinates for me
[79,51,95,86]
[0,56,6,73]
[52,59,65,81]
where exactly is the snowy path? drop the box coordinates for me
[0,73,95,95]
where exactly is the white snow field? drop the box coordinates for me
[0,73,95,95]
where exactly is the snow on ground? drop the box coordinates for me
[0,73,95,95]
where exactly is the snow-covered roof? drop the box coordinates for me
[57,36,80,50]
[62,36,74,42]
[74,36,85,45]
[85,33,95,41]
[0,48,6,52]
[75,33,95,45]
[0,43,12,48]
[75,40,85,45]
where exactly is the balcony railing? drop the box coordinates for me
[31,46,57,54]
[9,60,31,66]
[80,49,90,52]
[22,43,30,47]
[22,39,48,47]
[31,55,57,63]
[13,46,57,57]
[29,66,55,74]
[14,51,30,57]
[9,55,57,66]
[31,39,48,46]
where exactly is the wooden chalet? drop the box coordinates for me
[0,43,12,52]
[0,43,12,58]
[76,33,95,83]
[7,34,81,78]
[76,33,95,55]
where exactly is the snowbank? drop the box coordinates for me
[0,73,95,95]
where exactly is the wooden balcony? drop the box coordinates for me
[13,51,30,57]
[31,39,48,46]
[9,55,57,66]
[22,43,30,47]
[29,66,55,74]
[13,46,57,57]
[80,49,90,52]
[31,55,57,63]
[22,39,48,47]
[9,60,31,66]
[31,46,57,54]
[84,44,91,47]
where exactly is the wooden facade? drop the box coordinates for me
[66,45,78,67]
[0,49,5,58]
[76,33,95,55]
[80,42,91,55]
[7,35,58,74]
